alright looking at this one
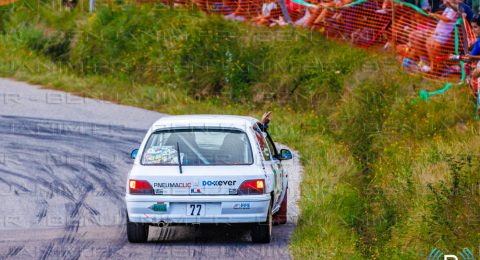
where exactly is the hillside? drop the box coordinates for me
[1,0,479,258]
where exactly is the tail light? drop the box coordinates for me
[129,179,154,195]
[238,179,265,195]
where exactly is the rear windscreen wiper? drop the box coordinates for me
[176,142,183,174]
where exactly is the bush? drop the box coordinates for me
[175,17,267,99]
[427,152,480,247]
[0,4,14,33]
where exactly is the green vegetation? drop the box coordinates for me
[1,0,480,258]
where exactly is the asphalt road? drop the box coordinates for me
[0,78,303,260]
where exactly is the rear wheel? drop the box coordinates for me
[127,215,149,243]
[273,188,288,225]
[251,203,272,243]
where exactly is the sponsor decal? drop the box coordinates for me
[190,188,201,194]
[233,203,250,209]
[202,180,237,186]
[153,182,192,188]
[229,188,238,195]
[149,202,168,212]
[154,189,163,195]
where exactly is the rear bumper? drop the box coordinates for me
[125,194,271,224]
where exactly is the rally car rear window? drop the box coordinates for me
[141,128,253,166]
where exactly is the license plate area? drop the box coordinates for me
[186,203,206,216]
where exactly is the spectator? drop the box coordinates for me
[283,0,311,25]
[429,0,442,12]
[460,15,480,94]
[306,0,341,30]
[426,0,463,73]
[464,0,472,10]
[253,0,279,25]
[329,0,355,21]
[469,17,480,56]
[225,0,261,21]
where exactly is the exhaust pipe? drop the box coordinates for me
[158,221,168,227]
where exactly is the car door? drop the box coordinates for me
[264,131,284,210]
[252,124,278,204]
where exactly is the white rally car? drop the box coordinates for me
[125,115,292,243]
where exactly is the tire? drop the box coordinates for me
[273,188,288,225]
[127,215,149,243]
[251,202,272,243]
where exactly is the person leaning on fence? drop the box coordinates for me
[426,0,472,74]
[457,15,480,94]
[329,0,354,21]
[306,0,339,30]
[285,0,311,26]
[305,0,352,30]
[263,0,290,26]
[224,0,252,21]
[393,9,435,72]
[305,0,324,28]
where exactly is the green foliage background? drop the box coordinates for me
[1,0,480,258]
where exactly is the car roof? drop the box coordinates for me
[151,115,260,130]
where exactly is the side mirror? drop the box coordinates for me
[278,149,293,160]
[130,149,139,159]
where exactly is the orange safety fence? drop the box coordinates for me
[0,0,17,5]
[305,0,391,47]
[387,3,474,80]
[166,0,477,82]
